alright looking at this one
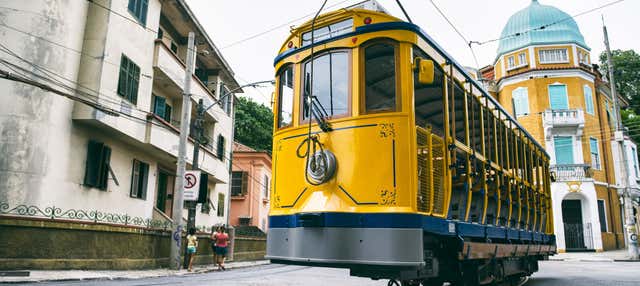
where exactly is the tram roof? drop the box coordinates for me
[274,9,549,157]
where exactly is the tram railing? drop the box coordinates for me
[550,164,592,181]
[416,126,447,217]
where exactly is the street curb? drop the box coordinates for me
[0,260,271,284]
[547,258,639,262]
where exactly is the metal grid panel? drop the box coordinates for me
[416,127,430,213]
[431,134,446,216]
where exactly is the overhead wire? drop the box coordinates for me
[428,0,480,69]
[469,0,626,46]
[220,0,354,49]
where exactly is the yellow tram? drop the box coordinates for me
[267,2,556,285]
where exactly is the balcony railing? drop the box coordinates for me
[550,164,592,181]
[543,109,585,127]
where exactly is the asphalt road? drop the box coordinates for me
[24,260,640,286]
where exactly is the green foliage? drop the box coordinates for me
[621,109,640,144]
[234,96,273,153]
[599,49,640,113]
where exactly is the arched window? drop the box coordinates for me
[584,85,594,115]
[548,84,568,110]
[363,42,397,113]
[512,87,529,116]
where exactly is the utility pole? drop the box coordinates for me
[603,22,639,260]
[183,98,204,268]
[170,32,196,269]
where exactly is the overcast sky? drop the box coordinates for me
[187,0,640,108]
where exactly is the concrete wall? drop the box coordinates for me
[0,217,266,270]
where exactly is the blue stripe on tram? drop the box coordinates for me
[269,213,552,244]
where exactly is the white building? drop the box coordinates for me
[0,0,239,232]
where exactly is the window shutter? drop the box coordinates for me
[98,146,111,190]
[584,86,594,114]
[553,137,574,164]
[130,160,140,198]
[549,85,568,110]
[140,0,148,25]
[140,161,148,199]
[130,63,140,104]
[164,104,172,122]
[117,56,128,97]
[128,0,136,15]
[198,173,208,204]
[217,135,225,160]
[84,140,103,187]
[241,171,249,195]
[153,96,166,119]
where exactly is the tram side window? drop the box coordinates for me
[277,65,294,128]
[364,42,397,113]
[302,51,349,120]
[413,48,445,136]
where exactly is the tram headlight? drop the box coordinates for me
[307,150,337,184]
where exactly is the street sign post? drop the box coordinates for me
[183,170,201,201]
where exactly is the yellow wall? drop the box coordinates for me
[596,185,625,250]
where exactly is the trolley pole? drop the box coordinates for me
[170,31,196,269]
[603,22,639,260]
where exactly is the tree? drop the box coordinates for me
[621,109,640,145]
[234,96,273,153]
[599,49,640,114]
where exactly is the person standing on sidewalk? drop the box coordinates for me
[210,226,219,266]
[214,225,230,271]
[186,228,198,272]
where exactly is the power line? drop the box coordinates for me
[220,0,354,49]
[470,0,626,46]
[428,0,480,69]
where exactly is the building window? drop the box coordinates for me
[597,200,608,232]
[231,171,248,196]
[218,84,233,116]
[507,56,515,69]
[549,84,569,110]
[302,51,349,120]
[83,140,112,190]
[263,174,270,199]
[579,52,590,65]
[364,42,398,113]
[590,138,600,170]
[127,0,148,26]
[217,193,225,217]
[130,159,149,200]
[277,65,294,128]
[584,85,594,115]
[512,87,529,116]
[117,55,140,104]
[216,135,225,161]
[632,147,639,177]
[518,52,527,66]
[553,136,574,164]
[170,42,178,54]
[539,48,568,64]
[152,95,172,122]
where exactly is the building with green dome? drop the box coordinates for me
[481,0,630,253]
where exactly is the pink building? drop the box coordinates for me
[230,142,271,232]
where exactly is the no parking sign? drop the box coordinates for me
[184,170,201,201]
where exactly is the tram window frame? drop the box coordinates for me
[299,49,352,123]
[412,46,445,136]
[276,64,295,129]
[361,40,401,114]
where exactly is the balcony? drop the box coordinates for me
[550,164,592,182]
[543,109,585,127]
[145,114,228,183]
[152,40,221,121]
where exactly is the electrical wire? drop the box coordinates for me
[428,0,480,69]
[469,0,626,46]
[220,0,354,49]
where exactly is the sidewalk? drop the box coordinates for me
[549,249,639,262]
[0,260,270,284]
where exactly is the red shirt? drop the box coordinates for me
[215,233,229,247]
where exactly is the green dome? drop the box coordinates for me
[497,0,588,56]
